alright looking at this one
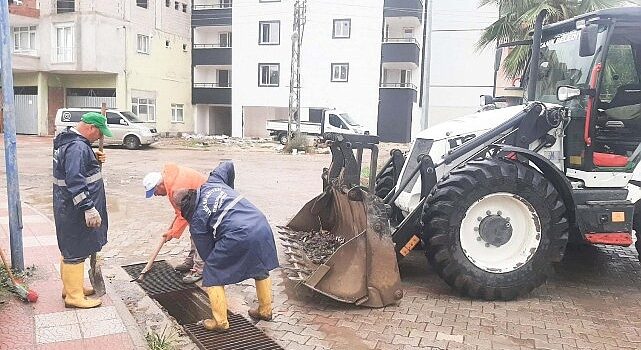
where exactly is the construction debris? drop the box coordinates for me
[297,230,346,265]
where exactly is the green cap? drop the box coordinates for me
[81,112,113,137]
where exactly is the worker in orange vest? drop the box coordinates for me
[143,164,206,283]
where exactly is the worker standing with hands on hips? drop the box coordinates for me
[172,161,279,332]
[143,164,206,283]
[53,112,111,309]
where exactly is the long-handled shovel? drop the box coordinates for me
[88,104,108,296]
[131,235,167,282]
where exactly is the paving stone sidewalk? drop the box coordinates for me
[0,196,147,350]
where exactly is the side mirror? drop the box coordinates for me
[557,85,582,102]
[480,95,495,106]
[579,24,598,57]
[119,119,128,125]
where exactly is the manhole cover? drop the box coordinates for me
[122,260,197,296]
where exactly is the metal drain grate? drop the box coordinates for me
[123,261,283,350]
[184,314,284,350]
[122,260,197,296]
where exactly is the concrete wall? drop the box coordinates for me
[424,0,498,127]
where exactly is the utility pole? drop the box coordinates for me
[0,0,25,271]
[420,0,433,130]
[287,0,306,143]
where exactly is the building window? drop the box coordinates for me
[259,21,280,45]
[175,1,179,10]
[136,0,148,8]
[171,104,184,123]
[165,40,170,48]
[137,34,150,54]
[333,19,351,39]
[331,63,349,82]
[220,0,232,8]
[12,26,36,54]
[54,24,74,63]
[258,64,280,87]
[132,97,156,122]
[166,0,171,6]
[219,32,232,47]
[182,3,187,12]
[56,0,74,13]
[183,44,188,51]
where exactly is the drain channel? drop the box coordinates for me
[123,261,283,350]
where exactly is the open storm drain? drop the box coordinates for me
[123,261,283,350]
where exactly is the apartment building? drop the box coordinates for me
[6,0,192,136]
[422,1,498,128]
[192,0,390,139]
[378,0,426,142]
[192,0,498,143]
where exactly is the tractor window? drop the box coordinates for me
[533,27,608,107]
[600,44,639,102]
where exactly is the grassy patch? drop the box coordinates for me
[145,326,177,350]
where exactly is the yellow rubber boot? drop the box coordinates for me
[248,277,273,321]
[203,286,229,332]
[60,259,94,298]
[62,262,102,309]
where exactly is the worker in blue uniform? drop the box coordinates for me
[53,112,112,309]
[172,161,279,331]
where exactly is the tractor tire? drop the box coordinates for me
[422,157,568,300]
[375,164,396,199]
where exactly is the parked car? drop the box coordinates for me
[267,109,366,144]
[55,108,159,149]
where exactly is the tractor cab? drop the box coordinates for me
[524,8,641,174]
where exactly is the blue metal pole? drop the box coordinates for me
[0,0,25,271]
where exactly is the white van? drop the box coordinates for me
[55,108,159,149]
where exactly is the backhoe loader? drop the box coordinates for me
[280,7,641,305]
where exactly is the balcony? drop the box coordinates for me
[193,45,232,65]
[384,0,423,21]
[380,82,418,90]
[192,1,231,27]
[192,83,232,105]
[381,38,420,66]
[377,88,417,143]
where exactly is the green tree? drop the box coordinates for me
[477,0,624,78]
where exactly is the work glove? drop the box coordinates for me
[95,150,106,164]
[85,207,102,228]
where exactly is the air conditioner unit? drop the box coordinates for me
[15,0,23,6]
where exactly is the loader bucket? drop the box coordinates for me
[279,184,403,308]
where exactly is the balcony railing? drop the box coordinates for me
[193,3,232,10]
[194,82,232,88]
[51,47,74,63]
[383,37,419,46]
[381,82,417,90]
[193,43,232,48]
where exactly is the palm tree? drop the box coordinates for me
[477,0,624,78]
